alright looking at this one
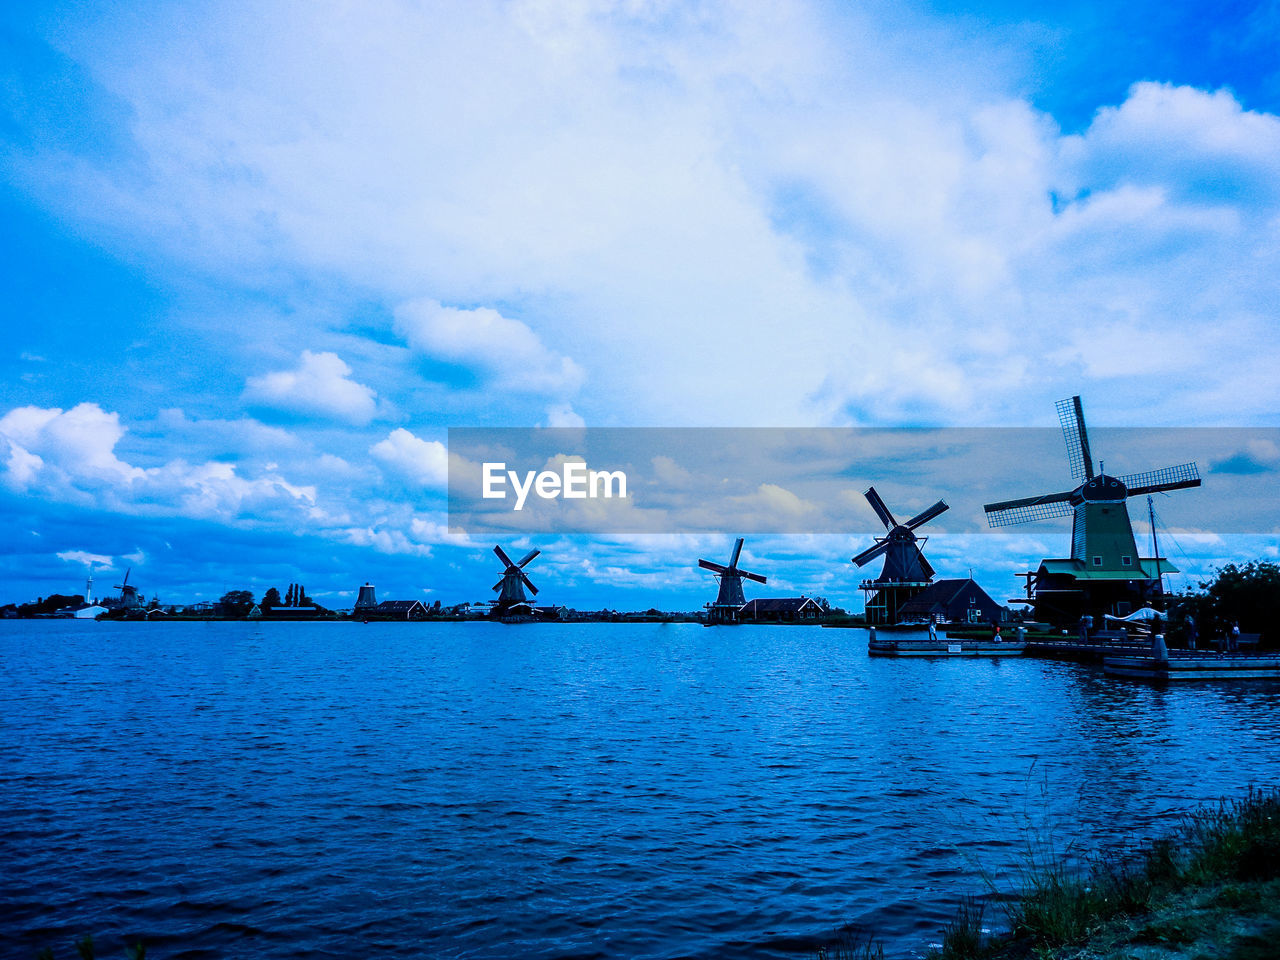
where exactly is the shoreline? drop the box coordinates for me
[824,786,1280,960]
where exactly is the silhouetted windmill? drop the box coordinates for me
[113,568,142,610]
[852,487,949,625]
[698,537,766,624]
[491,544,540,616]
[984,395,1201,623]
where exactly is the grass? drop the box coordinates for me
[816,925,885,960]
[926,896,986,959]
[817,785,1280,960]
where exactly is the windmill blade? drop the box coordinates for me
[852,539,891,567]
[520,572,539,596]
[1119,462,1201,497]
[918,549,935,581]
[492,578,506,593]
[864,487,897,529]
[1056,396,1095,483]
[698,559,730,575]
[905,500,949,530]
[123,568,130,586]
[493,544,515,569]
[728,537,744,569]
[984,492,1076,527]
[516,549,541,568]
[738,570,767,584]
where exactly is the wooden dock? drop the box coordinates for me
[1024,639,1152,662]
[1104,654,1280,681]
[868,638,1026,657]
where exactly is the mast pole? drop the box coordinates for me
[1148,495,1165,608]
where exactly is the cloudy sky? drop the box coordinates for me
[2,0,1278,611]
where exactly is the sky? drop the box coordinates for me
[2,0,1278,612]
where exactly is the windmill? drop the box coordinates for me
[113,568,142,609]
[851,487,949,625]
[984,395,1201,624]
[491,544,541,616]
[698,537,766,624]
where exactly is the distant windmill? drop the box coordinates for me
[113,568,142,610]
[492,544,541,616]
[852,487,949,625]
[698,537,766,624]
[984,395,1201,624]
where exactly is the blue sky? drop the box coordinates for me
[2,0,1278,612]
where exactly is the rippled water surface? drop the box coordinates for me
[4,620,1280,959]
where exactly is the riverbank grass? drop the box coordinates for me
[924,786,1280,960]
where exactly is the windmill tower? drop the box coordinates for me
[491,544,540,616]
[852,487,949,625]
[984,395,1201,624]
[354,583,378,612]
[113,568,142,610]
[698,537,767,624]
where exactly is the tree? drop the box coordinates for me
[262,587,282,608]
[1173,561,1280,647]
[219,590,255,617]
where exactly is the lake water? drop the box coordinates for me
[4,620,1280,959]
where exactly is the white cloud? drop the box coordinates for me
[0,403,318,522]
[244,350,378,424]
[57,549,114,568]
[395,300,583,396]
[0,403,142,486]
[9,4,1280,428]
[1060,82,1280,204]
[370,428,449,488]
[545,403,586,428]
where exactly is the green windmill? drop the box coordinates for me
[984,396,1201,625]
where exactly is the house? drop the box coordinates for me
[373,600,428,620]
[737,596,825,623]
[894,578,1005,625]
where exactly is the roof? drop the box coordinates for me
[376,600,425,611]
[1037,558,1178,580]
[897,578,998,615]
[740,597,823,613]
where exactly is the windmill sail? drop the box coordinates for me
[1118,462,1201,497]
[984,490,1076,527]
[1056,396,1094,483]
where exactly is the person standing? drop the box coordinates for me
[1230,621,1241,653]
[1185,614,1198,651]
[928,617,938,643]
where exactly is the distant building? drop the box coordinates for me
[894,578,1004,625]
[355,583,378,611]
[374,600,427,620]
[738,596,825,623]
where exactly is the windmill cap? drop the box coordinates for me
[1077,474,1128,502]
